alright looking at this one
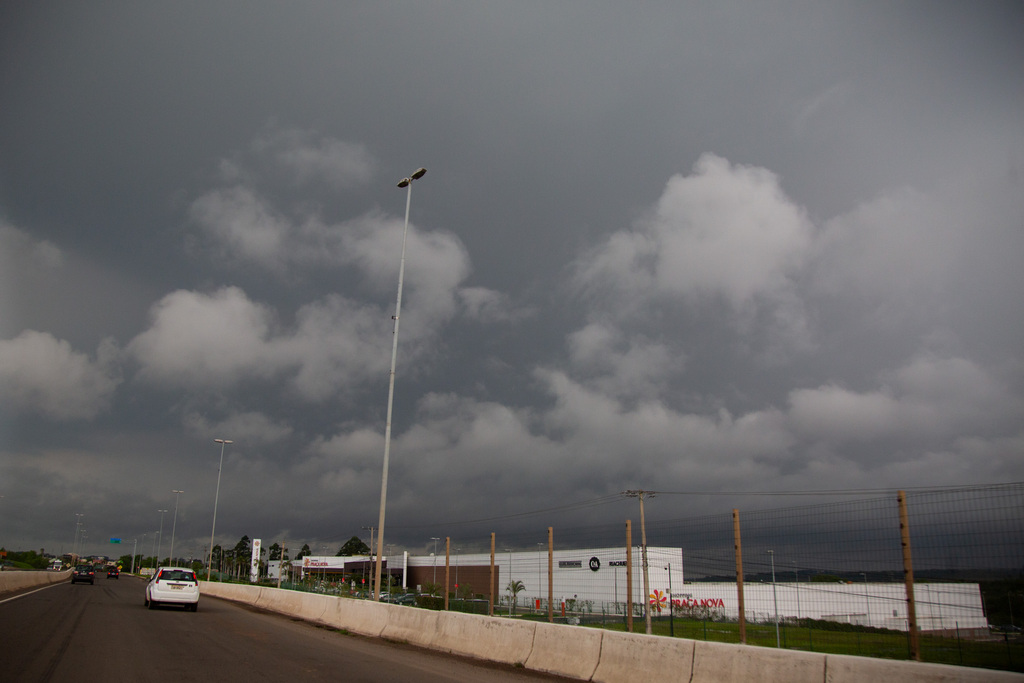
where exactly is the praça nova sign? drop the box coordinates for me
[650,589,725,612]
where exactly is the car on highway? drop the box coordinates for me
[145,566,200,611]
[71,564,95,584]
[106,566,119,579]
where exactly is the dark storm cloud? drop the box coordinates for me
[1,2,1022,559]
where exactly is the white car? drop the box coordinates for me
[145,566,200,611]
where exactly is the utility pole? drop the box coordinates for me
[623,490,655,635]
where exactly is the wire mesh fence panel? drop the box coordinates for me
[902,484,1024,670]
[263,483,1024,673]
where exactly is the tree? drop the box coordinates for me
[297,543,311,559]
[233,536,251,579]
[337,536,370,556]
[233,535,251,558]
[269,542,281,561]
[0,548,48,570]
[812,574,844,583]
[507,580,526,615]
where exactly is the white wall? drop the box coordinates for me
[401,546,986,632]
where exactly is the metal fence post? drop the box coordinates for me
[547,527,554,623]
[626,520,633,632]
[489,532,495,617]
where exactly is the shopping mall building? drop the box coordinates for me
[288,546,986,634]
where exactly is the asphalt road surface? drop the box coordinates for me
[0,575,574,682]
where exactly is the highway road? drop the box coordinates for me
[0,575,573,682]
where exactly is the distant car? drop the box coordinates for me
[145,567,200,611]
[106,566,119,579]
[71,564,95,584]
[382,592,417,605]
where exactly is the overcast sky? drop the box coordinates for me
[2,2,1022,561]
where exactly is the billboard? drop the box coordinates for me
[250,538,261,583]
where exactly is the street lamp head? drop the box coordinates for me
[397,167,427,188]
[214,438,233,444]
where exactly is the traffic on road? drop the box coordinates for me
[1,574,571,682]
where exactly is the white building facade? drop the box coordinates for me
[396,546,985,634]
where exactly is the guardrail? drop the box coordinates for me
[200,581,1022,683]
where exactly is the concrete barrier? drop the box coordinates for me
[379,602,439,646]
[284,591,331,624]
[320,595,388,638]
[200,581,262,605]
[195,583,1024,683]
[591,630,695,683]
[434,611,537,667]
[525,621,604,680]
[254,585,323,619]
[0,569,71,594]
[691,639,826,683]
[825,652,1024,683]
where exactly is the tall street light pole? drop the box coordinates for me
[861,572,870,626]
[373,167,427,601]
[794,562,801,619]
[156,509,168,565]
[665,563,674,637]
[208,438,232,581]
[169,490,183,565]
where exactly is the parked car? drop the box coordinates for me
[106,566,119,579]
[382,592,417,605]
[71,565,95,584]
[145,567,200,611]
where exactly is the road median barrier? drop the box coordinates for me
[320,595,388,637]
[691,639,825,683]
[433,610,537,667]
[255,586,330,624]
[0,569,71,594]
[525,621,603,680]
[200,581,262,605]
[824,652,1024,683]
[196,584,1024,683]
[592,630,695,683]
[379,602,439,646]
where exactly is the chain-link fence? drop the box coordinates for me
[253,483,1024,673]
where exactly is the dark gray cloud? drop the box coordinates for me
[2,2,1023,560]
